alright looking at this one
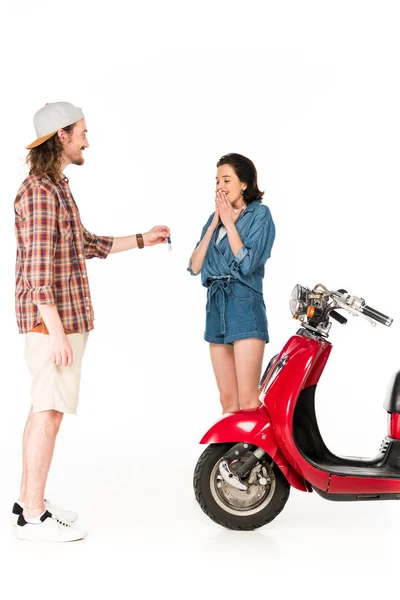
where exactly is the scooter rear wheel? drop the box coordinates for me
[193,443,290,530]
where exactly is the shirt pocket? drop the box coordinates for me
[230,282,254,301]
[60,210,73,243]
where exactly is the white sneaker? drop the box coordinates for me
[16,511,87,542]
[12,500,79,527]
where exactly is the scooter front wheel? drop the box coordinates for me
[193,443,290,530]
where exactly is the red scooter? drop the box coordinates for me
[194,283,397,530]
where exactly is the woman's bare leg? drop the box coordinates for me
[209,343,240,414]
[234,338,266,410]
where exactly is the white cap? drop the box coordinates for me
[26,102,85,149]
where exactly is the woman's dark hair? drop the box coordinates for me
[26,124,75,184]
[216,153,264,204]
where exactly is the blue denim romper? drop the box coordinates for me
[188,201,275,345]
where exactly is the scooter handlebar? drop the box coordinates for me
[330,310,347,325]
[360,305,393,327]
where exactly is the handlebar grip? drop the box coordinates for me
[361,305,393,327]
[330,310,347,325]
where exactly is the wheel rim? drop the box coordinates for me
[210,459,277,517]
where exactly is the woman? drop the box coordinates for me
[188,153,275,414]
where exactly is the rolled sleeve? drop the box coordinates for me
[187,263,198,276]
[231,246,249,270]
[30,286,56,305]
[22,186,58,306]
[82,226,114,259]
[229,206,275,277]
[187,242,201,275]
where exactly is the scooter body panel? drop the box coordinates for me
[200,405,309,492]
[327,475,400,494]
[260,334,333,490]
[389,413,400,439]
[262,334,400,495]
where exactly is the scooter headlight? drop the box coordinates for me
[290,285,309,318]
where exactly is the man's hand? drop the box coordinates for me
[143,226,171,246]
[49,333,73,367]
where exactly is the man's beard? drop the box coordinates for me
[72,148,85,166]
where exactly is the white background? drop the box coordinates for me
[1,0,400,597]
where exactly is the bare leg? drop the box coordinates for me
[21,410,64,518]
[18,408,34,503]
[209,343,240,414]
[234,339,266,410]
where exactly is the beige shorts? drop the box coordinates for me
[25,332,89,414]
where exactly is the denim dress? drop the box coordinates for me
[188,201,276,345]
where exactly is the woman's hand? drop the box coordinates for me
[143,226,170,246]
[216,191,244,227]
[208,204,220,232]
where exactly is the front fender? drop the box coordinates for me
[200,406,310,492]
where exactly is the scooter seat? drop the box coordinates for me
[385,371,400,414]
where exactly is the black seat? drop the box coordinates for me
[385,372,400,414]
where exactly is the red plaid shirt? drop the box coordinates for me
[14,174,114,333]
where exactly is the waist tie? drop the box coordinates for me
[206,276,236,336]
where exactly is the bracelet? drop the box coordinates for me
[136,233,144,249]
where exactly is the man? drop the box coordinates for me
[13,102,170,542]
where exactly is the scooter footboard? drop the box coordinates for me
[200,406,310,492]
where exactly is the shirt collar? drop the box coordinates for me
[243,200,261,213]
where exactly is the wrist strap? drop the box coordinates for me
[136,233,144,249]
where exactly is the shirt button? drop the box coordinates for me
[83,274,86,278]
[79,253,83,258]
[85,296,89,300]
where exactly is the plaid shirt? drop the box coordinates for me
[14,174,114,334]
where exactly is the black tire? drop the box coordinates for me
[193,443,290,530]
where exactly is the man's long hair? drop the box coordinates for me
[26,124,74,183]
